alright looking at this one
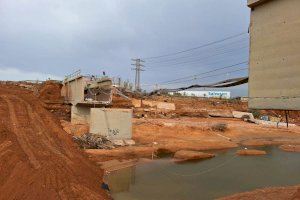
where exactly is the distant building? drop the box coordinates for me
[248,0,300,110]
[169,91,231,99]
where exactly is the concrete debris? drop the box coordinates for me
[254,119,296,127]
[232,111,255,121]
[97,159,138,172]
[73,133,136,149]
[73,133,115,149]
[111,139,125,146]
[124,139,136,146]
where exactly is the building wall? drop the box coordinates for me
[170,91,231,99]
[248,0,300,110]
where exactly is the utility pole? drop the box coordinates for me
[131,58,145,91]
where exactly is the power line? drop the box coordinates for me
[158,61,248,85]
[142,32,248,60]
[160,67,248,86]
[146,37,249,65]
[147,45,249,69]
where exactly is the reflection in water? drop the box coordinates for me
[107,147,300,200]
[106,166,136,193]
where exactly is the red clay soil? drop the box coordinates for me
[151,95,248,112]
[0,85,109,200]
[111,95,133,108]
[279,144,300,152]
[150,95,300,124]
[39,81,63,102]
[236,149,267,156]
[219,185,300,200]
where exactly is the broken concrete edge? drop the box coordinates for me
[231,111,297,127]
[111,139,136,147]
[97,159,138,172]
[232,111,255,121]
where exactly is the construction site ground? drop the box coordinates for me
[0,84,110,200]
[86,117,300,162]
[1,82,300,199]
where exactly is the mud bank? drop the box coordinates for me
[219,185,300,200]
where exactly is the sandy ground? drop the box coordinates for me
[0,85,109,200]
[87,117,300,162]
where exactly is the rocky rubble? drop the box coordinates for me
[73,133,136,150]
[73,133,115,149]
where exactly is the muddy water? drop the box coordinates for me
[106,146,300,200]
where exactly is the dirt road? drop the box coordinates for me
[0,85,109,200]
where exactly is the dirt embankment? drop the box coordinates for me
[38,81,63,102]
[37,81,71,121]
[219,185,300,200]
[0,85,109,200]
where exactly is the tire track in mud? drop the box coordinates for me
[14,95,72,164]
[0,86,109,200]
[1,95,41,169]
[1,95,73,194]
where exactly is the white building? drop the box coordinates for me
[169,90,231,99]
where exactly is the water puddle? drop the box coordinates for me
[105,146,300,200]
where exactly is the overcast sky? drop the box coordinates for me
[0,0,250,96]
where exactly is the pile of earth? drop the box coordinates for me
[39,81,63,102]
[0,84,109,199]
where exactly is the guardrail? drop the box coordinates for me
[64,70,81,82]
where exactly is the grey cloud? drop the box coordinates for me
[0,0,250,96]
